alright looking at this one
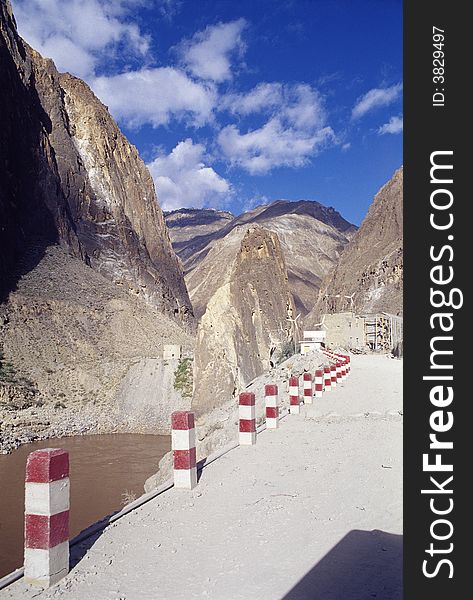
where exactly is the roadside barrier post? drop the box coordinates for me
[24,448,70,587]
[336,361,342,383]
[314,369,324,398]
[303,372,313,404]
[330,364,337,388]
[171,411,197,489]
[289,376,300,414]
[239,393,256,445]
[265,384,279,429]
[324,366,332,391]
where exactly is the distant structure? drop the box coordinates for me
[163,344,182,360]
[321,312,403,355]
[362,312,403,355]
[299,330,326,354]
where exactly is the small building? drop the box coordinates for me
[299,330,326,354]
[322,312,366,350]
[163,344,182,360]
[322,311,403,354]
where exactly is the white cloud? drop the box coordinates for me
[218,83,334,174]
[222,82,283,115]
[378,115,403,135]
[92,68,216,128]
[147,139,231,211]
[14,0,150,79]
[341,142,351,151]
[222,83,325,129]
[218,118,334,175]
[179,19,247,82]
[351,83,402,120]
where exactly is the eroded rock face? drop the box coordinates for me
[192,227,295,416]
[308,167,403,321]
[0,2,193,327]
[0,246,195,453]
[165,201,356,318]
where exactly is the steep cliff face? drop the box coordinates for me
[0,1,192,326]
[0,1,196,450]
[192,227,295,416]
[308,167,403,321]
[166,201,356,318]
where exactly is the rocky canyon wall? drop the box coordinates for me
[307,167,403,321]
[0,1,192,326]
[192,227,295,416]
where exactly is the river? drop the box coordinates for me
[0,433,170,579]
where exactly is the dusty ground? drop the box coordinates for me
[0,246,194,454]
[1,354,402,600]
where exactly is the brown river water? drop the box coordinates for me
[0,433,170,578]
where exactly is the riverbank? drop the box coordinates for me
[1,354,402,599]
[0,433,170,579]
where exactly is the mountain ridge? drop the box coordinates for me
[165,199,357,317]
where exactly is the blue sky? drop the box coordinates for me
[13,0,402,225]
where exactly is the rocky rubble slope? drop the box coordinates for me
[0,246,194,453]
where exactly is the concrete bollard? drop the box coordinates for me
[239,392,256,445]
[330,364,337,388]
[265,384,279,429]
[24,448,70,587]
[171,411,197,489]
[324,366,332,391]
[314,369,324,398]
[302,372,313,405]
[336,361,342,383]
[289,376,300,414]
[341,360,347,381]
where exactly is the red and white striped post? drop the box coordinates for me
[239,392,256,445]
[340,360,347,381]
[289,376,300,414]
[171,411,197,489]
[330,364,337,388]
[324,366,332,392]
[24,448,70,587]
[303,372,313,405]
[265,384,279,429]
[314,369,324,398]
[336,361,342,383]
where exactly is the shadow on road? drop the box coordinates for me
[282,529,402,600]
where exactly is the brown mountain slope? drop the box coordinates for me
[0,1,195,449]
[192,227,295,416]
[166,201,356,318]
[0,1,192,326]
[307,166,403,322]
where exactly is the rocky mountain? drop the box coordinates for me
[0,246,194,452]
[192,227,295,416]
[165,201,356,318]
[164,208,234,250]
[0,1,195,449]
[0,1,192,326]
[307,167,403,321]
